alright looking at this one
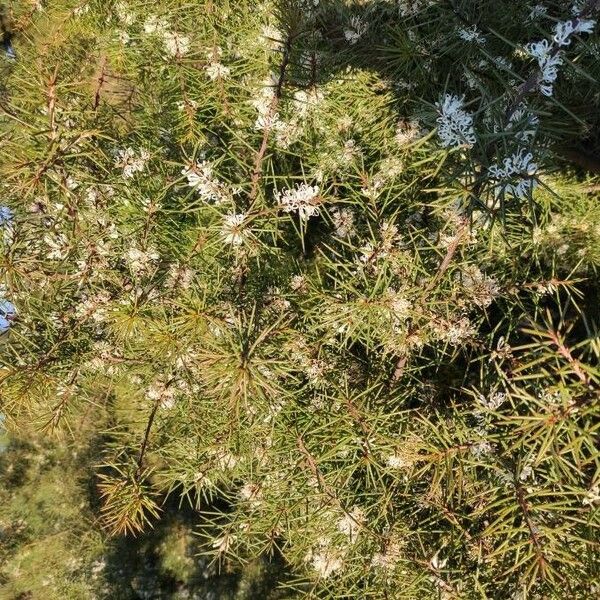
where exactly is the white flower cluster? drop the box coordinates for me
[371,539,403,570]
[125,245,160,276]
[182,160,228,203]
[395,118,424,146]
[344,16,368,44]
[114,147,150,178]
[458,265,501,308]
[527,4,547,21]
[476,391,507,411]
[507,103,539,143]
[553,18,596,47]
[306,542,344,578]
[458,25,485,44]
[142,14,190,57]
[221,213,247,246]
[205,47,230,81]
[276,183,320,221]
[526,18,596,96]
[206,62,230,80]
[488,148,538,200]
[435,94,476,148]
[250,77,319,148]
[147,378,176,409]
[163,31,190,57]
[331,208,355,237]
[336,506,365,543]
[525,40,563,97]
[251,74,278,130]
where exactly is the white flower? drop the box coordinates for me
[527,5,547,21]
[386,453,411,469]
[115,147,150,178]
[525,19,595,96]
[239,482,262,507]
[182,161,228,203]
[458,265,500,307]
[344,16,368,44]
[144,15,169,35]
[434,316,476,345]
[395,118,423,146]
[164,31,190,57]
[507,104,539,142]
[477,391,507,411]
[166,263,194,290]
[337,507,364,543]
[274,119,302,148]
[44,233,69,260]
[470,440,494,459]
[331,208,354,237]
[519,462,534,482]
[488,148,537,200]
[147,379,176,409]
[293,88,324,118]
[212,534,234,554]
[371,540,403,570]
[115,1,134,25]
[276,183,320,221]
[553,19,596,47]
[524,39,563,96]
[306,543,344,578]
[221,213,247,246]
[206,62,230,80]
[435,94,476,148]
[125,245,159,275]
[582,484,600,507]
[458,25,485,44]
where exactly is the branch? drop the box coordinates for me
[248,34,295,205]
[515,483,548,578]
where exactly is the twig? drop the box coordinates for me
[248,34,295,205]
[515,483,548,578]
[136,377,175,475]
[93,55,107,110]
[547,329,591,386]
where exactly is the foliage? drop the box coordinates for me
[1,0,599,598]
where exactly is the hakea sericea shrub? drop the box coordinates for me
[1,0,599,598]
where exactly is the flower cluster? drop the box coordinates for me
[0,296,16,334]
[435,94,476,148]
[526,17,596,96]
[221,213,248,246]
[114,147,151,179]
[488,148,538,200]
[181,160,229,203]
[276,183,321,221]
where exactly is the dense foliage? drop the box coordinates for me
[1,1,599,598]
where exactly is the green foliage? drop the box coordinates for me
[1,0,599,598]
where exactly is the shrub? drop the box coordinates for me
[1,1,599,598]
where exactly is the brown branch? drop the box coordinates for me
[296,435,384,542]
[47,65,59,140]
[424,219,469,295]
[296,435,338,502]
[515,483,548,578]
[248,35,294,205]
[392,219,469,382]
[93,55,107,110]
[547,329,591,386]
[136,377,175,475]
